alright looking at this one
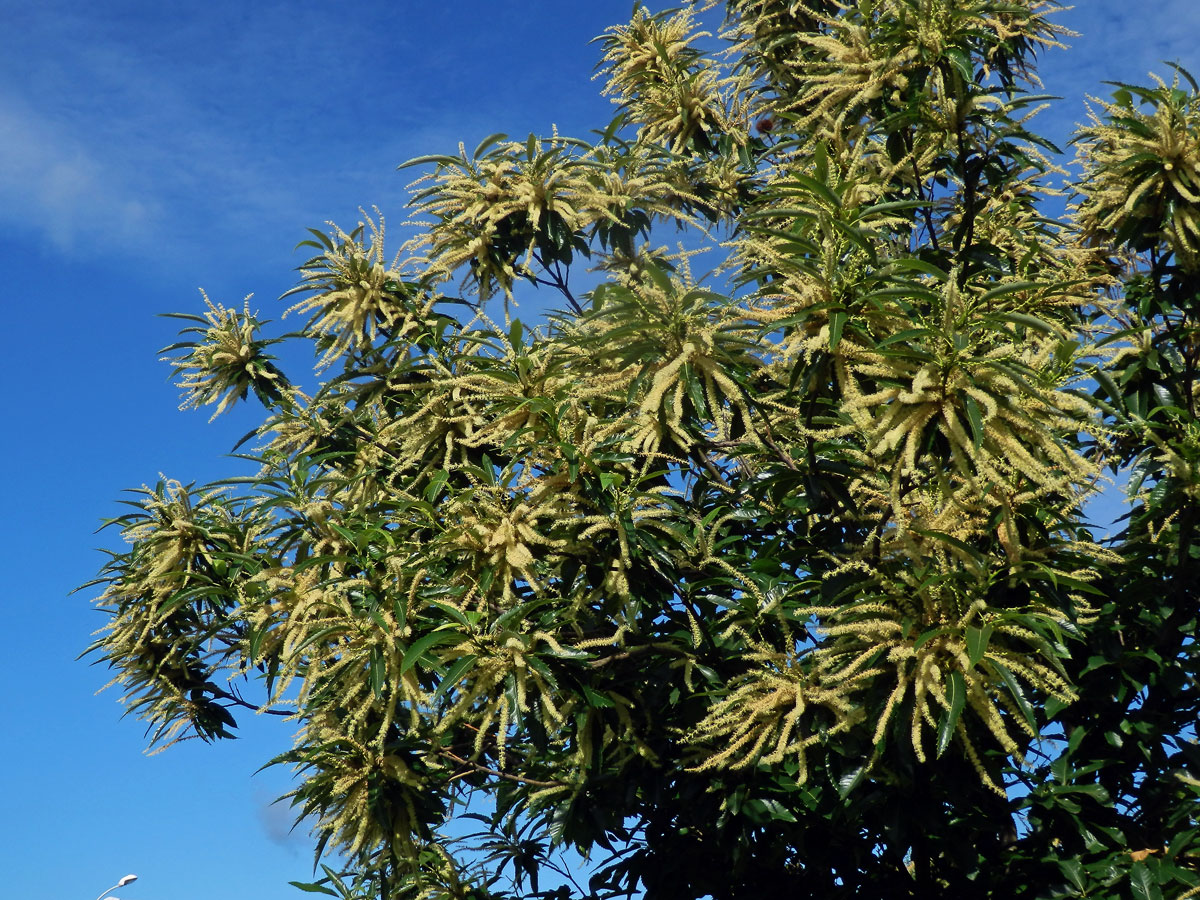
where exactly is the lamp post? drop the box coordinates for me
[93,874,138,900]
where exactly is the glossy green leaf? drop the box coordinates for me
[936,671,966,758]
[966,624,993,667]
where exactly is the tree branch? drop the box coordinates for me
[437,750,567,788]
[532,252,584,315]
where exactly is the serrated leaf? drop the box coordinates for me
[288,882,338,895]
[837,764,867,798]
[936,671,966,757]
[1055,782,1111,803]
[777,172,841,208]
[980,280,1041,303]
[432,654,478,703]
[992,661,1037,732]
[888,258,950,281]
[945,47,973,81]
[875,327,934,349]
[1130,862,1161,900]
[829,310,847,350]
[401,629,463,674]
[962,393,984,452]
[1058,858,1085,892]
[425,469,449,501]
[966,624,993,666]
[757,798,799,822]
[913,528,986,565]
[999,311,1057,333]
[813,140,829,183]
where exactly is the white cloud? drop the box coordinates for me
[0,1,633,281]
[0,3,430,269]
[1049,1,1200,96]
[0,95,162,252]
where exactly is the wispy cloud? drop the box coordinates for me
[0,4,494,273]
[1043,1,1200,123]
[0,93,161,252]
[0,0,614,275]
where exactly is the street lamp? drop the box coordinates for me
[93,874,138,900]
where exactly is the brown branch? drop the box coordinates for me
[588,641,683,669]
[437,750,566,788]
[759,417,798,471]
[706,422,796,472]
[694,447,736,489]
[588,644,653,668]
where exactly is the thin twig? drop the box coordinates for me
[760,416,798,471]
[438,750,566,788]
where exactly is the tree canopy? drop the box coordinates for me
[86,1,1200,897]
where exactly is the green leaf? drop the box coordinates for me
[473,132,509,159]
[432,654,478,702]
[888,258,950,281]
[776,172,842,208]
[755,798,799,823]
[398,152,470,170]
[837,765,867,798]
[998,311,1058,333]
[813,140,829,183]
[599,471,624,491]
[425,470,449,501]
[991,662,1037,732]
[581,685,615,708]
[1058,858,1085,892]
[966,624,993,667]
[288,882,339,896]
[401,629,463,674]
[912,528,986,565]
[913,626,948,651]
[944,47,973,81]
[1130,862,1162,900]
[962,393,984,452]
[980,280,1041,304]
[936,671,966,758]
[1053,782,1111,803]
[875,327,934,349]
[828,310,847,350]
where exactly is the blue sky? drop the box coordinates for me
[2,2,1198,897]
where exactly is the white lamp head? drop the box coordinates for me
[118,876,138,887]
